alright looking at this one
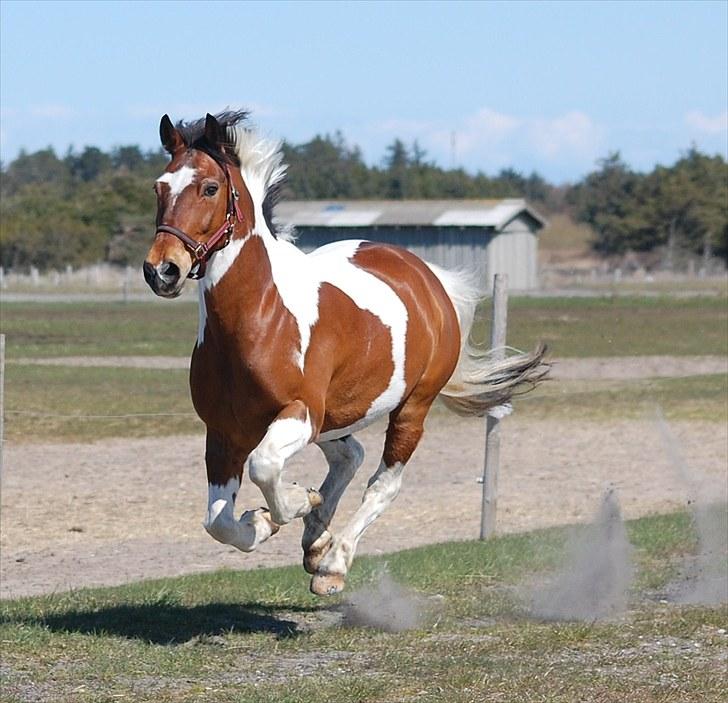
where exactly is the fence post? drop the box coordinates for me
[480,274,508,540]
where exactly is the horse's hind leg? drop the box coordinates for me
[302,435,365,574]
[310,403,427,596]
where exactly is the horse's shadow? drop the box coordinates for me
[6,601,315,644]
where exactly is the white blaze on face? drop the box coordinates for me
[156,165,197,209]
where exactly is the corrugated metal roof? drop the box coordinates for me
[274,199,546,229]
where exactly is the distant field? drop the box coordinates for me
[1,510,725,703]
[4,364,725,442]
[2,295,725,442]
[0,301,198,358]
[4,365,201,442]
[2,295,727,360]
[503,295,728,358]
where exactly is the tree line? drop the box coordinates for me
[1,134,725,270]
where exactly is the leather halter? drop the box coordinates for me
[155,163,245,280]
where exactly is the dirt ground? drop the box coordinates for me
[1,357,726,599]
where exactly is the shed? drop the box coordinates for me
[275,198,547,290]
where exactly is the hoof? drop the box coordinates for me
[310,572,346,596]
[307,488,324,508]
[303,539,332,575]
[259,508,281,536]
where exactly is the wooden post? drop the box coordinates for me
[480,274,508,540]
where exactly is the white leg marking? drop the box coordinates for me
[202,477,275,552]
[248,412,317,524]
[156,165,197,209]
[317,461,405,576]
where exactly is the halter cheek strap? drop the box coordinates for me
[155,165,244,280]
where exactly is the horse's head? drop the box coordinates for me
[144,112,249,297]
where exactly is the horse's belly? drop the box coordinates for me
[317,404,392,442]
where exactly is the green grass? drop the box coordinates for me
[5,364,725,443]
[2,296,725,442]
[0,301,198,358]
[502,296,728,358]
[4,365,201,442]
[1,511,725,703]
[516,373,728,423]
[2,295,726,361]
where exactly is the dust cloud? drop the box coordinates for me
[341,570,427,632]
[654,407,728,605]
[530,487,634,621]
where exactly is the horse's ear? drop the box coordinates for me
[159,114,184,154]
[204,113,223,148]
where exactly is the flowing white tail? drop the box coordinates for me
[427,263,549,417]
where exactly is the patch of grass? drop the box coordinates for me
[493,295,728,358]
[1,511,725,702]
[516,373,728,423]
[4,364,201,442]
[6,365,726,443]
[0,301,198,358]
[2,295,726,362]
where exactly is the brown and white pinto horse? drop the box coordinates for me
[144,111,547,595]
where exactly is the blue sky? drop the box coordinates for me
[1,0,726,182]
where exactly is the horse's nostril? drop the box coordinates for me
[143,261,157,286]
[159,261,180,282]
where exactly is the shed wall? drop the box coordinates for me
[486,220,539,290]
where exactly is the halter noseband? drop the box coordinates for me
[155,163,245,280]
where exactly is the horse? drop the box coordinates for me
[143,111,547,595]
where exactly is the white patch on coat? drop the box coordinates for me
[156,165,197,209]
[258,236,408,418]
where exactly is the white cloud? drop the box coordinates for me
[685,110,728,135]
[370,107,603,174]
[527,111,603,159]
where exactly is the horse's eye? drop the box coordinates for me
[204,184,219,197]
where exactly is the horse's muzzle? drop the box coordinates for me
[143,260,183,298]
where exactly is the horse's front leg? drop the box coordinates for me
[203,430,279,552]
[248,401,323,525]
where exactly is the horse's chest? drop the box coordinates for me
[189,341,296,440]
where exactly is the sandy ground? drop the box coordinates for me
[1,356,726,599]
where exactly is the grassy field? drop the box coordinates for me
[2,295,727,360]
[3,365,726,443]
[0,301,198,358]
[1,295,725,442]
[1,510,725,703]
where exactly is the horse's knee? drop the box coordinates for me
[248,448,280,487]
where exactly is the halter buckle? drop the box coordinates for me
[192,242,208,260]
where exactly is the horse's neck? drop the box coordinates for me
[199,233,283,349]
